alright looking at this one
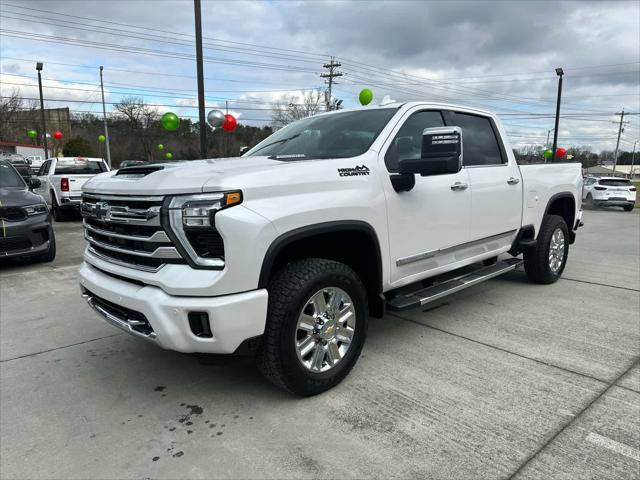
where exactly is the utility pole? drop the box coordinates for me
[99,66,112,168]
[551,67,563,163]
[629,139,637,178]
[320,57,342,111]
[36,62,48,159]
[612,109,625,175]
[194,0,207,158]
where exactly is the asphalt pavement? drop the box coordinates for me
[1,209,638,479]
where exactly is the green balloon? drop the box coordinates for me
[27,129,37,139]
[157,143,164,150]
[98,134,106,142]
[359,88,373,106]
[161,112,180,131]
[165,152,173,160]
[543,149,553,158]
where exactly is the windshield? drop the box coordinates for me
[54,161,107,175]
[246,108,398,159]
[0,161,25,188]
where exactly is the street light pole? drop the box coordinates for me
[194,0,207,159]
[99,66,112,168]
[36,62,48,159]
[551,67,563,163]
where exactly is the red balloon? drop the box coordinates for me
[53,130,63,140]
[556,147,567,158]
[222,114,237,132]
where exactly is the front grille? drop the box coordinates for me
[0,237,32,254]
[82,193,186,271]
[0,206,27,222]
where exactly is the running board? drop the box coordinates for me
[387,258,523,311]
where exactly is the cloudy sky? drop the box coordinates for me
[1,0,639,151]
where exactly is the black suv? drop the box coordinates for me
[0,159,56,263]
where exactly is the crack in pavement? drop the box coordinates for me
[387,311,639,476]
[560,276,640,292]
[506,358,639,479]
[0,332,124,363]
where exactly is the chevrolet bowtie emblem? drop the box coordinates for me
[93,201,110,221]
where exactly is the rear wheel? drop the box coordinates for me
[257,258,368,396]
[523,214,569,284]
[585,193,594,208]
[623,205,634,212]
[51,195,65,221]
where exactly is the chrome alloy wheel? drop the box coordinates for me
[295,287,356,373]
[548,227,566,274]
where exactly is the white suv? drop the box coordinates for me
[583,176,636,211]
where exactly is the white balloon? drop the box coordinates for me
[207,109,225,128]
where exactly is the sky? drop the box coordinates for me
[1,0,639,152]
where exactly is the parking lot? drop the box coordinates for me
[1,209,638,479]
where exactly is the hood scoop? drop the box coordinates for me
[115,164,166,178]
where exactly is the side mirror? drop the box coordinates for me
[29,176,41,189]
[239,146,249,155]
[398,126,462,177]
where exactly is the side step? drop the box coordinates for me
[387,258,523,311]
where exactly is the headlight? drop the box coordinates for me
[167,191,242,268]
[23,204,48,216]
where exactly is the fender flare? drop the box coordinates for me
[257,220,383,292]
[544,192,576,219]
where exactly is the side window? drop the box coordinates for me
[442,111,505,166]
[384,110,444,172]
[37,160,50,176]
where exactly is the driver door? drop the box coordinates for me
[381,109,471,286]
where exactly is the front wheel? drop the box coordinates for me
[523,214,569,284]
[256,258,368,396]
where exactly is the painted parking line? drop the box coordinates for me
[586,432,640,462]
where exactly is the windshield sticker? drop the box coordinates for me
[338,165,370,177]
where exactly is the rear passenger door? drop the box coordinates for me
[443,111,522,243]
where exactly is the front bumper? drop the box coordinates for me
[79,261,268,354]
[0,214,52,259]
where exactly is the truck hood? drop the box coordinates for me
[83,156,284,195]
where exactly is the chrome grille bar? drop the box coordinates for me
[83,220,171,243]
[84,232,182,259]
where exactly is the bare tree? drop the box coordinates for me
[0,89,27,141]
[114,97,159,160]
[271,90,324,128]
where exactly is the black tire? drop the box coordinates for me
[585,193,594,208]
[36,230,56,263]
[482,256,498,266]
[51,195,65,222]
[256,258,368,396]
[623,205,634,212]
[523,214,569,284]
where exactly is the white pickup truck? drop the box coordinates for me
[35,157,109,220]
[79,102,583,396]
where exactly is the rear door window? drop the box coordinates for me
[442,111,505,166]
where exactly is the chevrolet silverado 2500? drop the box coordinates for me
[79,102,583,396]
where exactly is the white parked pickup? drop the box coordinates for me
[35,157,109,220]
[79,102,583,396]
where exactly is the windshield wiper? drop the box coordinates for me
[250,133,301,155]
[268,153,317,160]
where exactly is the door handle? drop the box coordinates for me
[507,177,520,185]
[450,182,468,191]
